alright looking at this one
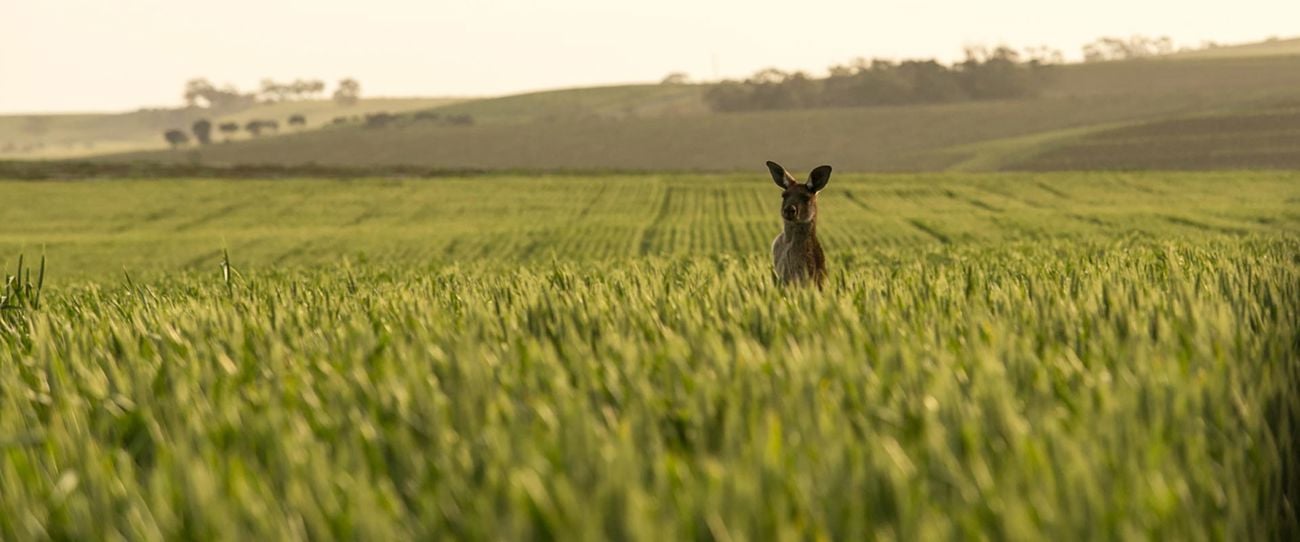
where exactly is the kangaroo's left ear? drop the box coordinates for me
[766,161,796,189]
[808,165,832,193]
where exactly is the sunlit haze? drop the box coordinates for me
[1,0,1295,113]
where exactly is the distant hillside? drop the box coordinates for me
[1004,102,1300,171]
[0,97,462,159]
[419,84,708,125]
[97,92,1262,172]
[1164,37,1300,60]
[204,97,465,133]
[101,55,1300,171]
[93,37,1300,172]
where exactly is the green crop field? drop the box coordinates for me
[1,171,1298,539]
[2,171,1298,277]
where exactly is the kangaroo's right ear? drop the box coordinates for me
[808,165,832,192]
[766,161,795,189]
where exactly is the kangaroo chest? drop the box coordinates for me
[771,231,823,284]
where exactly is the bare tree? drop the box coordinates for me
[306,80,326,98]
[333,78,361,106]
[288,79,326,100]
[183,78,256,109]
[260,79,289,102]
[183,79,216,107]
[1083,35,1175,62]
[1022,46,1065,65]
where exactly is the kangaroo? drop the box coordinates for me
[768,161,831,288]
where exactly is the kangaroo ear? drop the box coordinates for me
[766,161,796,189]
[808,165,832,192]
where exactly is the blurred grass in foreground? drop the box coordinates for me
[0,171,1297,539]
[1,238,1297,539]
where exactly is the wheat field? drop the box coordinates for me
[1,171,1298,539]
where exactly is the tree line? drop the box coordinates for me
[1079,34,1232,62]
[182,78,362,109]
[705,46,1059,113]
[163,110,478,148]
[694,35,1237,112]
[163,114,308,148]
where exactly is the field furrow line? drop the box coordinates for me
[906,218,952,244]
[637,185,674,256]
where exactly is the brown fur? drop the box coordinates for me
[767,161,831,288]
[772,221,826,288]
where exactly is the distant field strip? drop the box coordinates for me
[0,171,1297,278]
[1011,108,1300,170]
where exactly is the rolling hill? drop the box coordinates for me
[55,36,1300,171]
[1006,103,1300,171]
[0,97,462,159]
[1164,36,1300,60]
[98,91,1258,172]
[413,84,709,125]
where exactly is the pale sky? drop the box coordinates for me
[1,0,1295,113]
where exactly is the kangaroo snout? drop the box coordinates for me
[782,205,797,220]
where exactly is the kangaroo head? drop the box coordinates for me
[767,161,831,224]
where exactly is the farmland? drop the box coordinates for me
[0,97,461,160]
[1008,105,1300,171]
[2,171,1297,277]
[1164,36,1300,59]
[8,40,1300,171]
[2,171,1298,538]
[100,52,1300,172]
[98,93,1234,172]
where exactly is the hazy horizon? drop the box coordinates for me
[2,0,1297,114]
